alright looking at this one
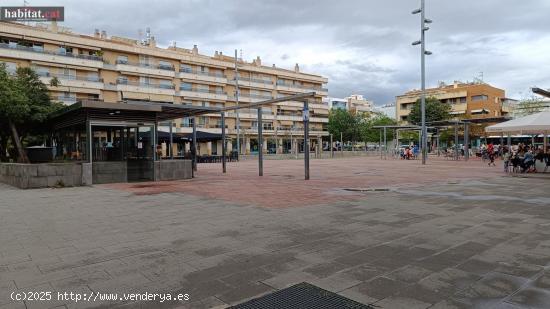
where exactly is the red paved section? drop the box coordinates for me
[103,156,504,208]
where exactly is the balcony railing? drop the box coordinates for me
[37,71,103,82]
[0,43,103,61]
[180,68,225,78]
[235,77,273,85]
[116,59,175,71]
[116,79,175,89]
[276,81,328,92]
[179,88,225,95]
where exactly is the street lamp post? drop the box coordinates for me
[412,0,432,165]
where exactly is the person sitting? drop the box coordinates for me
[522,150,535,173]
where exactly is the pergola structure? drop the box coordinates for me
[373,125,425,160]
[49,92,318,182]
[428,117,511,161]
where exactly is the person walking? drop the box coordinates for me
[488,143,496,166]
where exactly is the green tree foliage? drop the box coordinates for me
[408,96,451,125]
[0,65,64,162]
[360,114,396,142]
[327,109,362,142]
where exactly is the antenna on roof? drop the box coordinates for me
[239,49,243,61]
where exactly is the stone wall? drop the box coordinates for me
[0,163,84,189]
[155,160,192,181]
[92,161,127,184]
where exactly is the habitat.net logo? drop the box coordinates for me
[1,6,64,22]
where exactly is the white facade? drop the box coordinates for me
[374,103,396,119]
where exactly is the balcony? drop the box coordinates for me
[178,69,227,84]
[37,72,104,90]
[114,60,175,78]
[234,77,274,90]
[116,80,176,95]
[177,88,227,101]
[227,93,273,103]
[276,82,328,95]
[0,43,103,68]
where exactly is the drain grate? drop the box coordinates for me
[228,282,374,309]
[343,188,390,192]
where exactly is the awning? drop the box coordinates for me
[279,120,294,126]
[471,109,488,113]
[280,105,301,111]
[449,111,466,115]
[486,111,550,134]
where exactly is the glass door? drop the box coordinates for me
[126,126,154,182]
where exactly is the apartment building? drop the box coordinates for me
[0,21,329,155]
[396,82,506,124]
[324,94,374,114]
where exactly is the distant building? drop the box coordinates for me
[396,81,507,124]
[325,97,348,110]
[346,94,374,114]
[374,103,396,119]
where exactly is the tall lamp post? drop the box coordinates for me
[412,0,433,165]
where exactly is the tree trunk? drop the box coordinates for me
[8,120,29,163]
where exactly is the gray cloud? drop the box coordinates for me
[20,0,550,104]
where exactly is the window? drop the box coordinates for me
[116,55,128,64]
[139,55,151,66]
[158,60,172,70]
[180,64,192,73]
[215,86,223,94]
[181,117,190,127]
[1,62,17,75]
[201,101,209,107]
[460,97,467,103]
[61,68,76,79]
[180,82,192,91]
[471,95,488,102]
[200,66,208,73]
[159,80,172,89]
[87,72,100,82]
[32,43,43,52]
[197,84,209,92]
[117,76,128,84]
[139,76,151,85]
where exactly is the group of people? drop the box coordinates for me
[481,142,550,173]
[400,145,419,160]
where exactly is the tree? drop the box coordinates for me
[360,114,396,143]
[516,95,548,117]
[408,96,451,125]
[327,109,360,142]
[0,65,63,163]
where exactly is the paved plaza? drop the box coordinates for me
[1,156,550,309]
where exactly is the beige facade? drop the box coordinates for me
[346,94,374,114]
[0,21,329,154]
[396,82,507,124]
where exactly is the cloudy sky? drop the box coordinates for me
[20,0,550,105]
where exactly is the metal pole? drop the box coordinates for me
[379,129,382,159]
[454,122,459,160]
[192,117,197,172]
[464,123,470,161]
[383,127,387,160]
[257,108,263,176]
[221,112,226,173]
[340,132,343,157]
[304,100,310,180]
[169,120,173,159]
[235,49,241,155]
[507,134,512,150]
[86,119,92,163]
[330,134,334,158]
[420,0,427,165]
[544,132,548,153]
[436,128,440,156]
[153,121,158,162]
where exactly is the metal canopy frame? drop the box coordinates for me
[223,92,317,180]
[49,92,318,180]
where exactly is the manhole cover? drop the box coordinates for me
[228,282,374,309]
[343,188,390,192]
